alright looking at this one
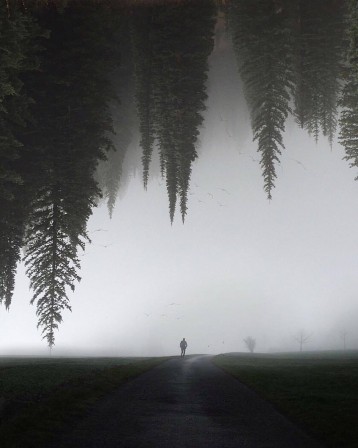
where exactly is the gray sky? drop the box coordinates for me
[1,34,358,357]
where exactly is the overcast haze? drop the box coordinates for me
[1,16,358,357]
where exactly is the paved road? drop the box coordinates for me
[52,355,323,448]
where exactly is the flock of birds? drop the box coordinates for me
[190,183,231,207]
[143,302,184,321]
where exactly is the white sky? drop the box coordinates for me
[1,33,358,358]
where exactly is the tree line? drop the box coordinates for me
[0,0,357,345]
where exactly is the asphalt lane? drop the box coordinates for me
[52,355,323,448]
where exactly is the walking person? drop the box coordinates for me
[180,338,188,357]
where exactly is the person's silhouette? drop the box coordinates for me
[180,338,188,357]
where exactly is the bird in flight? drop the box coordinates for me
[168,302,181,306]
[218,187,230,195]
[144,313,150,317]
[207,193,214,199]
[217,202,225,207]
[289,157,307,170]
[198,199,205,203]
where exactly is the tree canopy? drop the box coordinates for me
[0,0,355,345]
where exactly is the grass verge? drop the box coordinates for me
[213,351,358,448]
[0,356,169,448]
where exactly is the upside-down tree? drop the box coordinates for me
[229,0,295,199]
[0,2,42,309]
[131,0,216,221]
[292,0,346,144]
[339,0,358,180]
[21,3,121,346]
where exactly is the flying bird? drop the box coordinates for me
[217,202,225,207]
[289,157,307,170]
[218,187,230,195]
[168,302,181,306]
[207,193,214,199]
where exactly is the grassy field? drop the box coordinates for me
[0,356,169,448]
[213,351,358,448]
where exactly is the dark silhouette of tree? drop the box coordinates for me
[292,0,346,145]
[340,330,348,350]
[0,3,42,309]
[96,19,136,218]
[132,1,216,221]
[294,330,313,352]
[243,336,256,353]
[130,7,156,190]
[229,0,294,199]
[0,197,27,309]
[20,3,121,346]
[339,0,358,180]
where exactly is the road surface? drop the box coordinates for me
[52,355,322,448]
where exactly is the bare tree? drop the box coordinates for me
[294,330,313,352]
[243,336,256,353]
[340,330,348,350]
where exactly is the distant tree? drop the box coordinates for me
[340,330,348,351]
[243,336,256,353]
[294,330,313,352]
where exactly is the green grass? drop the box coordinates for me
[0,356,169,448]
[213,351,358,448]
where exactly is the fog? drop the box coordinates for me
[1,1,357,358]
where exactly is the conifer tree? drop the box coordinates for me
[0,3,40,199]
[131,7,156,190]
[132,1,215,221]
[0,197,26,309]
[292,0,346,144]
[0,3,41,308]
[96,19,136,217]
[229,0,294,199]
[339,0,358,179]
[21,3,120,345]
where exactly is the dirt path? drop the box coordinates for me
[51,355,323,448]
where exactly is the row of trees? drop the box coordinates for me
[131,1,216,222]
[228,0,348,198]
[244,331,350,353]
[1,0,358,346]
[0,2,123,345]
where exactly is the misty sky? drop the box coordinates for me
[1,29,357,357]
